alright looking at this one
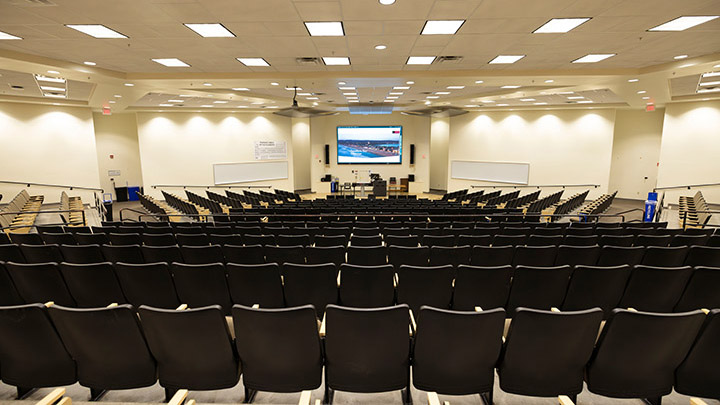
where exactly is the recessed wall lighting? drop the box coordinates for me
[577,100,593,104]
[534,102,548,105]
[232,87,249,91]
[501,85,521,89]
[297,92,312,96]
[384,100,395,102]
[642,96,650,100]
[200,105,213,108]
[649,16,719,32]
[305,22,345,37]
[66,24,127,38]
[286,87,303,91]
[348,100,360,103]
[43,93,66,98]
[702,72,720,78]
[628,78,639,82]
[447,85,465,89]
[407,56,435,65]
[306,97,319,100]
[674,54,688,60]
[497,104,509,107]
[421,20,465,35]
[572,53,615,63]
[533,18,590,33]
[489,55,525,64]
[386,96,399,99]
[426,96,439,99]
[343,92,356,96]
[465,105,480,108]
[323,57,350,66]
[108,100,116,104]
[183,23,235,38]
[375,45,387,50]
[123,83,134,87]
[0,30,22,40]
[379,0,395,4]
[475,80,484,84]
[152,58,190,67]
[697,88,720,93]
[237,58,270,67]
[406,81,415,84]
[544,79,554,83]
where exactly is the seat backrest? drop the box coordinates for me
[48,304,157,390]
[338,264,395,308]
[222,244,265,264]
[586,308,705,399]
[264,245,306,265]
[641,246,689,267]
[41,232,77,246]
[59,244,105,264]
[140,245,184,264]
[232,304,323,392]
[175,233,210,247]
[562,265,631,317]
[101,244,144,264]
[453,265,512,310]
[108,232,142,246]
[138,305,240,391]
[506,265,573,316]
[347,246,387,266]
[554,245,600,266]
[512,245,558,267]
[351,235,383,246]
[180,245,225,264]
[596,245,645,266]
[59,262,126,307]
[141,233,177,246]
[388,246,429,268]
[282,263,338,317]
[470,246,514,266]
[0,304,76,388]
[314,235,348,247]
[0,244,26,263]
[5,261,75,306]
[170,262,233,314]
[428,245,471,267]
[499,307,603,397]
[675,267,720,312]
[618,265,694,312]
[396,265,454,314]
[9,233,44,245]
[413,307,505,395]
[634,234,671,247]
[684,246,720,267]
[0,262,23,305]
[19,243,63,263]
[74,233,109,245]
[305,246,346,266]
[675,309,720,399]
[114,262,180,309]
[324,304,411,393]
[226,263,285,308]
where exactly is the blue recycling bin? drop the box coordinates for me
[128,186,141,201]
[330,181,338,193]
[643,192,658,222]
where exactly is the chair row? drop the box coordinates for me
[3,243,720,269]
[0,190,43,232]
[0,302,717,404]
[1,260,718,317]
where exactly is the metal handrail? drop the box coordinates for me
[0,209,87,231]
[680,209,718,230]
[0,180,103,192]
[118,207,160,222]
[151,185,273,189]
[654,182,720,191]
[470,184,600,189]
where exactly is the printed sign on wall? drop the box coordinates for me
[254,141,287,160]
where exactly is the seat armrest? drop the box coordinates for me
[558,395,575,405]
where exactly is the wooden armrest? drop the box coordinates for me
[319,311,326,337]
[107,303,118,308]
[409,309,417,336]
[252,304,260,309]
[691,398,708,405]
[628,307,638,312]
[559,395,575,405]
[36,388,66,405]
[474,306,483,312]
[168,389,189,405]
[701,308,710,315]
[176,304,188,311]
[298,390,312,405]
[44,301,55,308]
[394,273,398,288]
[57,398,71,405]
[427,392,441,405]
[551,307,560,312]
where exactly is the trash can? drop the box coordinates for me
[103,193,113,222]
[128,186,141,201]
[643,200,657,222]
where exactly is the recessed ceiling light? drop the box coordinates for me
[203,83,212,87]
[343,93,356,96]
[501,85,521,89]
[714,64,720,68]
[348,100,360,103]
[520,98,536,102]
[421,20,465,35]
[43,93,66,99]
[475,80,484,84]
[465,105,480,108]
[700,80,720,86]
[232,87,249,91]
[489,55,525,64]
[323,57,350,66]
[379,0,396,4]
[406,81,414,84]
[447,85,465,89]
[39,86,65,92]
[435,91,450,95]
[66,24,127,38]
[237,58,270,67]
[637,90,647,94]
[572,53,615,63]
[159,104,173,107]
[545,80,554,83]
[386,96,399,99]
[567,96,585,100]
[628,78,639,82]
[497,104,509,107]
[286,87,303,91]
[642,96,650,100]
[313,102,319,106]
[394,86,410,90]
[152,58,190,67]
[338,81,346,85]
[384,100,395,102]
[168,99,184,103]
[109,100,116,104]
[297,92,312,96]
[339,87,355,91]
[122,83,134,87]
[674,54,688,60]
[484,100,495,103]
[82,61,96,66]
[306,97,319,100]
[0,30,22,40]
[47,70,60,74]
[426,96,439,99]
[375,45,387,50]
[425,101,432,105]
[271,82,279,86]
[577,100,593,104]
[557,91,574,94]
[533,18,590,33]
[114,94,122,98]
[702,72,720,78]
[534,102,548,105]
[213,101,228,104]
[178,94,195,97]
[649,16,719,32]
[697,88,720,93]
[389,92,403,95]
[200,105,213,108]
[407,56,436,65]
[305,21,344,37]
[183,23,235,38]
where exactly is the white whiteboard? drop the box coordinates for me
[451,160,530,184]
[213,161,289,185]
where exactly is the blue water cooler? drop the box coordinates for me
[643,192,658,222]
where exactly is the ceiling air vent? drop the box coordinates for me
[9,85,24,90]
[436,56,464,64]
[10,0,56,6]
[296,57,321,65]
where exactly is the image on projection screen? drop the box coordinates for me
[337,126,403,164]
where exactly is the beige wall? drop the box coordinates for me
[291,117,311,191]
[136,112,294,200]
[0,102,101,204]
[93,112,144,201]
[429,116,449,191]
[608,109,664,200]
[448,109,616,199]
[309,112,431,194]
[657,100,720,204]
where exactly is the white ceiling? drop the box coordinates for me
[0,0,718,111]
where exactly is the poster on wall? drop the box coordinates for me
[254,141,287,160]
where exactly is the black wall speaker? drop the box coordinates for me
[408,174,415,182]
[409,144,415,165]
[324,144,330,165]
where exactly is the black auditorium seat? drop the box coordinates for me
[561,265,631,317]
[684,245,720,267]
[0,262,23,305]
[180,245,225,264]
[675,309,720,400]
[347,246,386,266]
[264,245,305,265]
[59,244,105,264]
[314,235,348,247]
[596,245,645,267]
[59,262,126,307]
[306,246,346,267]
[554,245,601,266]
[175,233,211,247]
[512,245,557,267]
[141,233,177,246]
[0,244,25,263]
[170,262,233,314]
[141,245,184,264]
[640,246,689,267]
[5,262,75,306]
[506,265,573,316]
[41,232,77,245]
[101,244,144,264]
[226,263,285,308]
[74,233,109,245]
[222,244,265,264]
[350,235,383,247]
[384,235,419,247]
[396,264,454,314]
[618,265,694,312]
[452,265,512,311]
[114,262,181,309]
[388,246,429,268]
[9,233,44,245]
[19,243,63,263]
[282,263,338,317]
[338,264,395,308]
[107,232,142,246]
[674,267,720,312]
[470,246,514,267]
[429,245,471,267]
